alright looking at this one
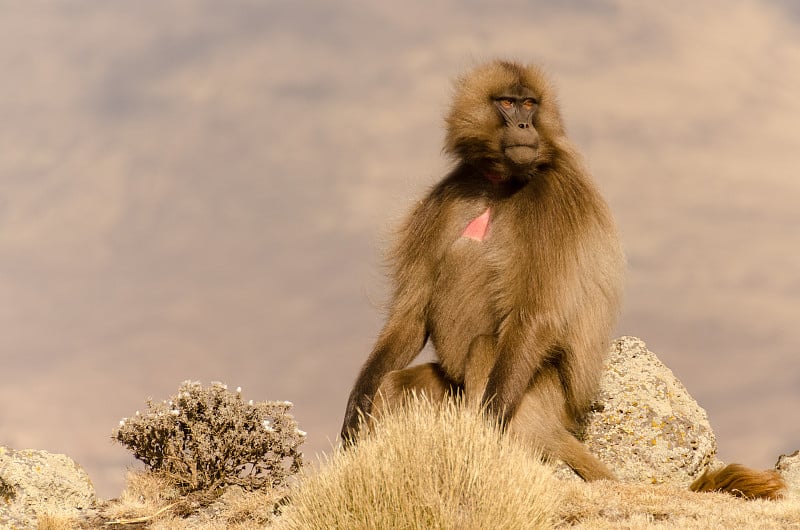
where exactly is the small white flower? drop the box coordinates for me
[296,429,307,437]
[135,411,140,416]
[262,419,275,432]
[171,409,180,416]
[119,419,126,426]
[236,386,242,393]
[248,400,254,406]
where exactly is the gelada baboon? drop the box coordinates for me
[341,60,785,499]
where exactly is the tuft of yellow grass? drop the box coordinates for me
[101,470,183,524]
[36,514,77,530]
[101,470,284,529]
[274,394,561,530]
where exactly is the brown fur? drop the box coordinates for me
[690,464,787,500]
[341,59,623,482]
[341,59,784,500]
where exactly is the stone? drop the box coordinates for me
[556,337,719,486]
[775,450,800,496]
[0,447,96,529]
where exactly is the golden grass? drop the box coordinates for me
[558,479,800,528]
[96,470,284,529]
[274,395,560,530]
[37,514,78,530]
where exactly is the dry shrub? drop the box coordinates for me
[275,394,560,530]
[113,381,304,492]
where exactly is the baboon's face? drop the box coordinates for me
[444,61,565,181]
[492,84,539,168]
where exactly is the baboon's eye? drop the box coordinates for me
[499,98,514,109]
[522,98,537,109]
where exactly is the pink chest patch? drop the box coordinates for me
[461,208,491,241]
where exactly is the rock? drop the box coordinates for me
[775,450,800,495]
[0,447,96,529]
[556,337,719,485]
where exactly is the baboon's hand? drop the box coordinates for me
[340,425,357,447]
[481,393,513,433]
[340,394,371,446]
[339,417,360,447]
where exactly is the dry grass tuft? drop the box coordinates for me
[102,470,183,524]
[37,514,77,530]
[97,470,285,529]
[274,394,561,530]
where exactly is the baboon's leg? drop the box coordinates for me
[509,369,615,481]
[559,325,610,422]
[370,363,454,420]
[464,334,497,406]
[551,429,614,481]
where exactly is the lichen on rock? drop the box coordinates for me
[0,446,96,529]
[775,450,800,499]
[556,337,719,485]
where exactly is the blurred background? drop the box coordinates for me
[1,1,798,498]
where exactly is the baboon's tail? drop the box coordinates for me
[689,463,786,500]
